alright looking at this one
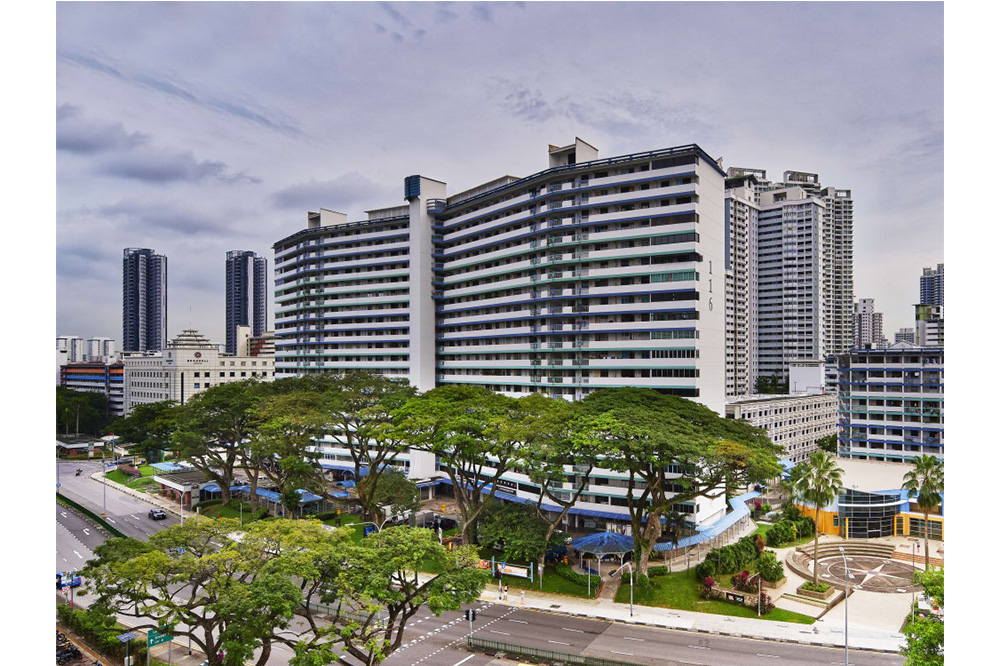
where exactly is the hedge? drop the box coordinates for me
[756,551,785,583]
[553,563,601,589]
[56,493,124,538]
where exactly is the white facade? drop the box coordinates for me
[915,304,944,347]
[86,337,117,363]
[726,391,837,463]
[853,298,885,348]
[123,328,275,414]
[836,343,944,462]
[273,140,733,525]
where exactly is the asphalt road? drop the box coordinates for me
[56,459,180,540]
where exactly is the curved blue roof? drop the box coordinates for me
[570,531,634,555]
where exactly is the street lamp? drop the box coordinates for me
[838,546,855,666]
[610,562,634,617]
[101,447,107,518]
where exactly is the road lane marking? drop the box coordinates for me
[74,550,83,559]
[489,630,510,635]
[108,519,116,523]
[688,645,710,650]
[452,657,475,666]
[549,640,570,646]
[562,627,584,633]
[611,651,634,656]
[83,528,90,535]
[61,512,67,518]
[623,636,645,641]
[755,654,781,659]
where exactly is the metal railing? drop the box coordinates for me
[467,636,641,666]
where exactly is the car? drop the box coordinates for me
[148,509,167,520]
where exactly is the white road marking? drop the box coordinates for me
[755,654,781,659]
[623,636,645,641]
[549,640,570,646]
[61,512,67,518]
[611,651,634,656]
[688,645,710,650]
[74,550,83,559]
[562,627,584,633]
[451,656,475,666]
[489,630,510,635]
[83,528,90,536]
[508,618,528,624]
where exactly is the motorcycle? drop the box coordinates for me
[75,469,83,476]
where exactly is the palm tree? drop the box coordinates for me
[792,451,844,585]
[901,455,944,571]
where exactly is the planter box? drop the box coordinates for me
[797,583,835,600]
[762,577,786,589]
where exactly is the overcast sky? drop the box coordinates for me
[55,1,943,344]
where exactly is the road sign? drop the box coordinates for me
[147,628,173,647]
[363,525,376,537]
[117,632,137,642]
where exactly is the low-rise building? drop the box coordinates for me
[60,361,125,417]
[726,391,836,463]
[123,328,275,415]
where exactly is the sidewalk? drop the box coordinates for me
[91,471,182,516]
[476,578,906,653]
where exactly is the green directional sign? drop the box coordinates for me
[147,628,173,647]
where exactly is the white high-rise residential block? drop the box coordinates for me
[853,298,885,348]
[86,337,117,362]
[725,168,854,389]
[273,141,728,413]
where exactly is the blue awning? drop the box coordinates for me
[571,531,634,556]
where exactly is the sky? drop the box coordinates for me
[55,1,944,344]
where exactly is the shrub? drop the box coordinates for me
[753,534,766,555]
[553,563,600,589]
[756,551,785,583]
[119,465,141,478]
[801,581,830,593]
[694,559,717,582]
[796,517,815,538]
[761,503,772,514]
[647,566,671,578]
[730,570,753,592]
[782,503,802,521]
[717,547,737,574]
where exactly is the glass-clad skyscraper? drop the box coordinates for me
[225,250,268,354]
[122,248,167,352]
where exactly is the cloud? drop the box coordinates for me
[96,149,260,185]
[489,79,554,123]
[379,2,412,28]
[270,173,395,211]
[58,49,302,136]
[435,3,458,23]
[56,104,149,154]
[92,200,239,237]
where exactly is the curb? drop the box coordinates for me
[484,595,903,654]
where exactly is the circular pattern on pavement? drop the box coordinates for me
[816,555,921,593]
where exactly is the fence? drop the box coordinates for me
[303,600,388,628]
[467,636,640,666]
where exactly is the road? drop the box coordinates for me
[55,461,903,666]
[56,459,180,542]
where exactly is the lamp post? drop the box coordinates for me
[838,546,855,666]
[101,447,107,518]
[611,562,634,617]
[911,541,916,625]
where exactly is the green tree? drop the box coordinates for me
[754,375,788,395]
[303,526,489,665]
[369,467,421,528]
[579,388,780,574]
[902,568,943,666]
[520,396,605,584]
[477,501,553,565]
[317,372,418,524]
[901,455,944,571]
[791,451,844,585]
[108,400,178,463]
[173,381,264,504]
[81,517,340,666]
[250,387,328,517]
[392,384,520,543]
[57,387,112,436]
[816,434,838,454]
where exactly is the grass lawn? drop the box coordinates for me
[615,568,815,624]
[104,464,158,487]
[752,523,818,549]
